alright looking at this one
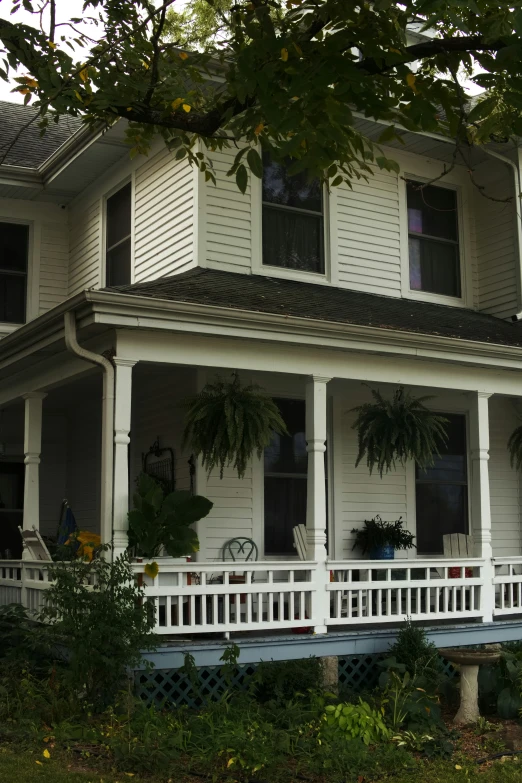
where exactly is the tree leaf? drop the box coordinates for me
[247,148,263,178]
[236,164,248,194]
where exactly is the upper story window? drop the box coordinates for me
[106,182,131,286]
[0,222,28,324]
[262,154,324,275]
[407,180,461,298]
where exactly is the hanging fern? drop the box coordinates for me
[351,386,449,477]
[182,373,288,479]
[508,425,522,471]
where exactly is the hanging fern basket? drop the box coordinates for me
[508,425,522,471]
[182,373,288,479]
[351,386,449,477]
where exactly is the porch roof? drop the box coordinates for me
[106,267,522,349]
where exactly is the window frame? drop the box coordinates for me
[0,217,35,328]
[102,177,134,287]
[252,156,332,285]
[398,157,473,308]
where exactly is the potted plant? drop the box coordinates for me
[351,386,448,477]
[182,372,287,479]
[351,516,415,559]
[128,473,213,576]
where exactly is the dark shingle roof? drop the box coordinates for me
[105,267,522,349]
[0,100,83,168]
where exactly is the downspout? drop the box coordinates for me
[63,311,115,553]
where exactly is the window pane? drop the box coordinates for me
[415,484,467,554]
[0,274,26,323]
[0,222,28,273]
[106,238,131,287]
[265,399,307,474]
[262,154,322,212]
[407,181,458,241]
[415,413,468,555]
[408,236,461,297]
[106,183,131,249]
[264,476,307,555]
[263,206,324,273]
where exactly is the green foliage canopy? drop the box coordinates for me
[3,1,522,191]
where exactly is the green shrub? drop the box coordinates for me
[250,657,322,704]
[40,550,156,711]
[321,698,390,745]
[387,619,443,683]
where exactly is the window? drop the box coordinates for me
[407,180,461,298]
[0,222,28,323]
[106,182,131,286]
[262,154,324,274]
[264,399,307,555]
[415,413,468,555]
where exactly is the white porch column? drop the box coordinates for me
[112,358,136,557]
[22,392,47,535]
[469,391,494,622]
[305,375,331,634]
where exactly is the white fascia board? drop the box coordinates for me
[83,291,522,373]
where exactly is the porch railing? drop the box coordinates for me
[493,557,522,616]
[3,556,522,634]
[328,559,485,624]
[132,561,318,635]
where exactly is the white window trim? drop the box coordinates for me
[101,175,134,288]
[397,151,474,308]
[0,216,38,326]
[251,164,332,285]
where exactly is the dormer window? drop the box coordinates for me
[262,154,324,275]
[0,222,28,324]
[407,180,461,298]
[106,182,131,286]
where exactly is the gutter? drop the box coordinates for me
[63,311,115,553]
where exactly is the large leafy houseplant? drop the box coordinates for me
[127,473,212,561]
[351,516,415,557]
[351,386,448,477]
[182,373,287,479]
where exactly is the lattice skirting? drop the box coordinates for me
[134,654,457,708]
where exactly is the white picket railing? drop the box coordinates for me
[3,556,522,634]
[132,561,317,635]
[0,560,22,606]
[328,559,485,624]
[493,557,522,616]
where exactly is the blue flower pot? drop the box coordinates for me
[370,545,395,560]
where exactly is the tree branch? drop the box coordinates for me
[357,35,508,75]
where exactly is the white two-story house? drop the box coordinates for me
[2,97,522,655]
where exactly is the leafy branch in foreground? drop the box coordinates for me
[182,373,287,478]
[3,1,522,192]
[351,386,448,477]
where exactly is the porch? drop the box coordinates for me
[0,298,522,641]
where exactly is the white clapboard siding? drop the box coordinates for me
[337,398,409,559]
[205,148,252,273]
[201,467,254,560]
[134,148,195,281]
[65,396,101,533]
[39,220,69,314]
[131,366,194,494]
[474,160,518,318]
[335,171,402,297]
[68,199,101,296]
[488,397,521,557]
